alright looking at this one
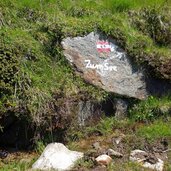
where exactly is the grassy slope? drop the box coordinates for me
[1,0,171,104]
[1,0,171,115]
[1,0,171,170]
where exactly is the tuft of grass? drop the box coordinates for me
[35,141,46,154]
[74,158,94,170]
[136,119,171,140]
[129,96,171,121]
[66,116,133,144]
[107,161,152,171]
[1,0,171,151]
[0,157,37,171]
[101,0,168,13]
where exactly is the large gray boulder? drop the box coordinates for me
[62,32,171,100]
[62,32,147,99]
[32,143,83,171]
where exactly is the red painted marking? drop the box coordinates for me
[96,41,111,53]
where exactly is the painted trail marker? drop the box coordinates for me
[96,41,111,53]
[85,59,117,72]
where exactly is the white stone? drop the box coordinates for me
[130,149,148,162]
[130,149,164,171]
[107,149,123,158]
[95,154,112,166]
[32,143,84,171]
[143,159,164,171]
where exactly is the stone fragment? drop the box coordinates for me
[114,98,128,119]
[112,134,125,145]
[106,149,123,158]
[95,154,112,166]
[0,150,8,159]
[130,149,164,171]
[92,142,102,151]
[78,101,95,126]
[143,159,164,171]
[130,149,148,162]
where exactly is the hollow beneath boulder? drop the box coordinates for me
[0,113,34,149]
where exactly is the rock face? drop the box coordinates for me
[62,32,147,99]
[62,32,171,99]
[78,101,98,126]
[106,148,123,158]
[32,143,83,171]
[95,154,112,166]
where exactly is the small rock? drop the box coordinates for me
[92,142,102,151]
[130,149,148,162]
[0,150,8,159]
[130,149,164,171]
[115,137,122,145]
[32,143,83,171]
[95,154,112,166]
[112,134,125,145]
[143,158,164,171]
[159,106,171,115]
[106,149,123,158]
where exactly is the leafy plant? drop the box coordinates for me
[136,119,171,140]
[35,141,46,154]
[129,96,171,121]
[130,7,171,46]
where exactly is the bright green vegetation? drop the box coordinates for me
[0,161,31,171]
[67,116,132,142]
[130,96,171,121]
[0,155,37,171]
[1,0,171,170]
[137,119,171,140]
[1,0,171,124]
[1,0,171,114]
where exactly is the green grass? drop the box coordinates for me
[0,157,37,171]
[136,119,171,140]
[129,96,171,121]
[1,0,171,139]
[1,1,171,170]
[102,0,168,12]
[1,162,30,171]
[66,116,133,143]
